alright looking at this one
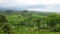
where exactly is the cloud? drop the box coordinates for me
[27,4,60,12]
[0,0,60,12]
[0,0,60,6]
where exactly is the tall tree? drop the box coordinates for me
[0,15,10,34]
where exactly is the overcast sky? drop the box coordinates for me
[0,0,60,12]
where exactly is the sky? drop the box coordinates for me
[0,0,60,12]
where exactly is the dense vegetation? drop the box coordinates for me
[0,10,60,34]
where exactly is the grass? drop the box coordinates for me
[11,32,60,34]
[0,32,60,34]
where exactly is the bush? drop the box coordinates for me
[0,15,7,22]
[50,28,60,32]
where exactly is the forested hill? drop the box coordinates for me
[0,10,55,16]
[0,10,60,34]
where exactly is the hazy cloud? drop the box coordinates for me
[0,0,60,12]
